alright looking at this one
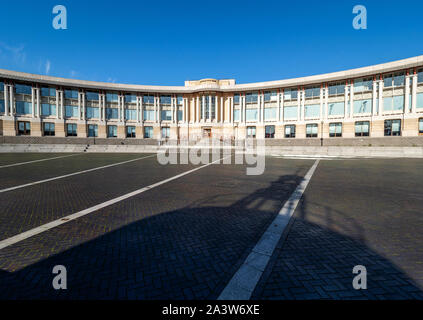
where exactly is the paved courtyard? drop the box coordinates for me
[0,152,422,299]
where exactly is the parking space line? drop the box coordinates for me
[0,154,80,169]
[218,159,320,300]
[0,154,155,194]
[0,156,228,250]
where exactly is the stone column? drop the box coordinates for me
[56,89,60,119]
[349,83,354,118]
[36,87,40,118]
[4,84,9,116]
[31,87,36,118]
[319,85,324,120]
[280,89,284,122]
[78,91,82,120]
[196,96,200,123]
[260,92,264,124]
[300,88,305,121]
[404,74,410,114]
[230,97,234,124]
[372,77,378,116]
[378,78,383,116]
[82,92,86,121]
[412,71,417,114]
[324,84,329,120]
[202,95,206,122]
[208,95,212,122]
[9,85,14,115]
[344,81,349,119]
[297,88,301,121]
[242,94,246,123]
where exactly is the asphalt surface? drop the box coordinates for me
[0,153,422,300]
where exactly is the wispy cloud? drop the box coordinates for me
[0,42,26,65]
[45,60,51,75]
[107,77,117,83]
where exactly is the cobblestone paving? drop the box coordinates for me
[0,156,313,299]
[253,159,423,300]
[0,153,74,166]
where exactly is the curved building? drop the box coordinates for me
[1,55,423,143]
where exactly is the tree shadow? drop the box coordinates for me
[0,172,422,300]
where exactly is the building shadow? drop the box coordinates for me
[0,173,422,300]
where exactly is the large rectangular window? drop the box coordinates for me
[305,104,320,118]
[161,110,172,121]
[246,109,257,121]
[16,101,32,115]
[354,78,373,92]
[383,96,404,112]
[246,92,258,104]
[160,95,171,105]
[419,119,423,134]
[354,99,372,114]
[418,69,423,83]
[0,100,4,113]
[285,125,295,138]
[305,86,320,98]
[306,124,318,138]
[264,91,277,102]
[66,123,77,137]
[41,87,56,97]
[0,81,4,92]
[264,107,277,120]
[15,84,32,95]
[328,82,345,96]
[144,126,153,138]
[65,105,79,118]
[126,126,136,138]
[384,119,401,136]
[88,124,98,137]
[161,127,170,138]
[284,88,298,100]
[43,122,55,136]
[355,121,370,137]
[106,93,118,102]
[246,126,256,138]
[107,125,117,138]
[283,106,298,120]
[86,92,99,101]
[329,123,342,137]
[143,95,155,104]
[125,94,137,103]
[86,107,99,119]
[265,125,275,138]
[64,89,78,99]
[17,121,31,135]
[384,72,405,87]
[106,108,119,120]
[233,109,240,121]
[328,102,344,116]
[125,109,137,120]
[417,93,423,109]
[41,103,56,116]
[233,94,240,104]
[143,110,154,121]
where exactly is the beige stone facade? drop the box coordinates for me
[1,56,423,141]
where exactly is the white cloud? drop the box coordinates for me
[0,42,26,65]
[45,60,51,75]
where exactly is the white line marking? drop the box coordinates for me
[218,159,320,300]
[0,154,80,169]
[0,155,155,194]
[0,156,227,250]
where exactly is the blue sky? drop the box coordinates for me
[0,0,422,85]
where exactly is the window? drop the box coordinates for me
[0,99,4,113]
[107,125,117,138]
[17,121,31,135]
[177,110,183,121]
[265,125,275,138]
[264,91,277,102]
[384,119,401,136]
[328,102,344,116]
[65,105,79,118]
[41,103,56,116]
[125,94,137,103]
[88,124,98,137]
[43,122,55,136]
[161,110,172,121]
[86,92,99,101]
[245,92,258,104]
[328,82,345,96]
[383,96,404,112]
[106,108,119,120]
[143,110,154,121]
[16,101,32,115]
[143,95,155,104]
[354,78,373,92]
[126,126,136,138]
[177,95,183,105]
[354,99,372,114]
[15,84,32,95]
[41,87,56,97]
[355,121,370,137]
[264,107,277,120]
[418,69,423,83]
[125,109,137,120]
[284,106,298,120]
[160,95,171,105]
[384,72,405,88]
[417,93,423,109]
[285,125,295,138]
[64,89,78,99]
[329,123,342,137]
[234,94,240,104]
[246,109,257,121]
[144,126,153,138]
[306,124,318,138]
[0,81,4,91]
[86,107,99,119]
[106,93,118,102]
[246,126,256,138]
[161,127,170,138]
[419,119,423,134]
[305,104,320,118]
[305,86,320,98]
[234,109,240,121]
[284,88,298,100]
[66,123,77,137]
